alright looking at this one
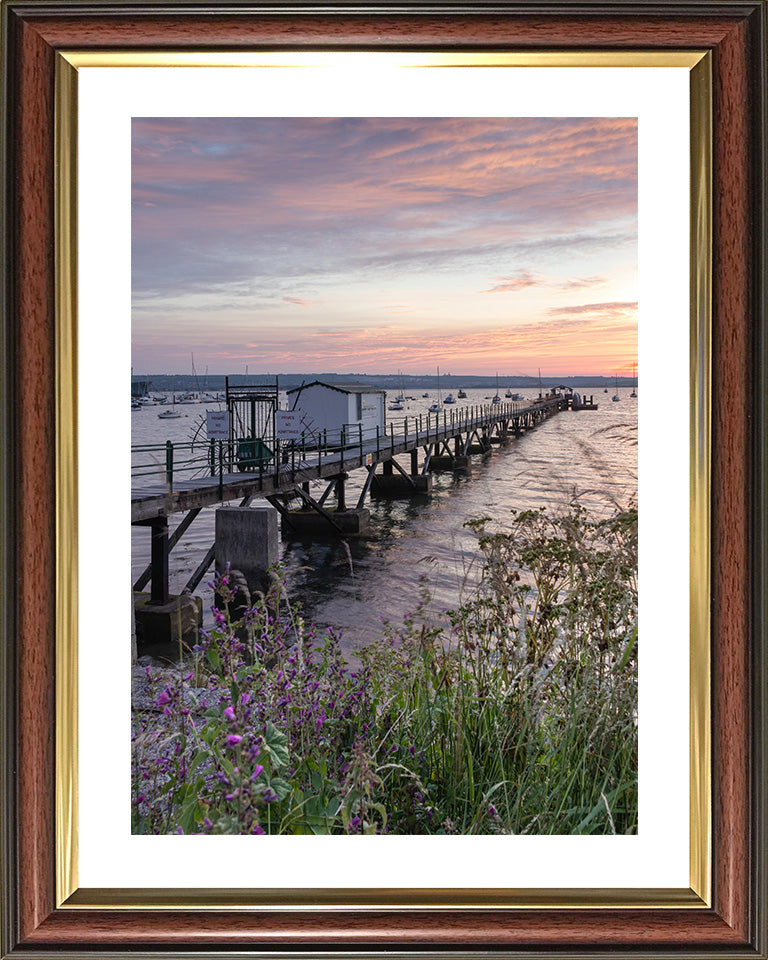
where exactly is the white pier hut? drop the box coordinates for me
[286,381,386,445]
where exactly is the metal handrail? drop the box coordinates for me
[131,398,557,493]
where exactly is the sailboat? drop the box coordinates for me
[457,387,467,399]
[388,370,405,410]
[158,393,182,418]
[394,370,406,404]
[492,372,501,404]
[630,362,638,398]
[612,376,620,402]
[429,367,442,412]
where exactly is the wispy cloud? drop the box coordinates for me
[556,275,607,291]
[548,301,637,319]
[283,296,323,306]
[483,270,544,293]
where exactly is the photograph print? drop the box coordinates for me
[130,116,639,837]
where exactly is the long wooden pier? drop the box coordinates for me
[131,390,594,631]
[132,395,564,523]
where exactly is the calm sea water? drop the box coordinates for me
[131,388,637,653]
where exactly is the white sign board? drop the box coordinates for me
[275,410,304,440]
[206,410,231,440]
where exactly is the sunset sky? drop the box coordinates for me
[132,116,637,377]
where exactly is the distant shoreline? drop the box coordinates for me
[131,372,637,393]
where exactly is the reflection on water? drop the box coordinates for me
[132,391,637,654]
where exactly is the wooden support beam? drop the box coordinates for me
[133,506,202,592]
[149,516,170,606]
[265,494,297,530]
[356,463,377,510]
[184,544,215,594]
[293,486,346,535]
[387,457,417,489]
[317,478,337,508]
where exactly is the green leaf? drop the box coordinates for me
[269,777,292,802]
[262,721,290,770]
[180,791,201,834]
[187,749,211,775]
[618,625,638,671]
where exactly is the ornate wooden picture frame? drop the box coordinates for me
[1,1,765,955]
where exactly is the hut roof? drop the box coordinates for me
[286,380,386,396]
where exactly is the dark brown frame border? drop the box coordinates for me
[1,2,766,956]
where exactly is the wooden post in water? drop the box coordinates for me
[336,474,347,512]
[149,516,170,606]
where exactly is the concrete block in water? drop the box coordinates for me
[282,508,370,538]
[370,473,432,497]
[134,591,202,652]
[215,505,279,595]
[429,455,472,474]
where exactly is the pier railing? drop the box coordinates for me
[132,400,539,490]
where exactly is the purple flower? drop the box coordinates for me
[155,690,171,707]
[224,706,236,723]
[249,764,264,782]
[252,823,265,835]
[226,734,243,748]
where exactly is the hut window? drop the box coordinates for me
[356,394,362,419]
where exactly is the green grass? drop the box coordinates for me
[132,505,637,835]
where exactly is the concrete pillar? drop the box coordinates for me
[215,505,279,596]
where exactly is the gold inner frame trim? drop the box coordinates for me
[62,51,706,69]
[55,49,712,912]
[55,51,80,910]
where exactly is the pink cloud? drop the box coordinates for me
[548,301,637,319]
[557,276,607,291]
[483,270,544,293]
